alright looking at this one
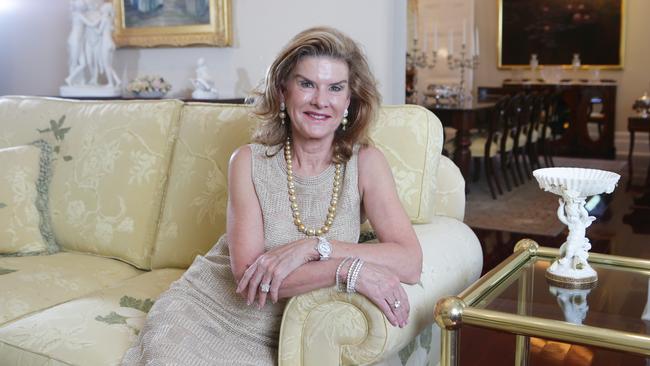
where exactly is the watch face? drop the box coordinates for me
[318,238,332,256]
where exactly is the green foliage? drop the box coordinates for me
[419,325,432,354]
[398,337,418,365]
[0,268,17,276]
[0,203,6,209]
[120,295,155,313]
[37,115,72,162]
[95,311,127,325]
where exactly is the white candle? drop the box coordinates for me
[474,27,479,56]
[433,22,439,51]
[448,31,454,55]
[463,19,467,45]
[423,31,428,52]
[413,14,418,40]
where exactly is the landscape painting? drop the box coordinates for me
[113,0,231,47]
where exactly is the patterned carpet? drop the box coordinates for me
[464,157,628,237]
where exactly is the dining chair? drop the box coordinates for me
[469,96,511,199]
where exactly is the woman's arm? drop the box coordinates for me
[226,145,266,284]
[328,145,422,283]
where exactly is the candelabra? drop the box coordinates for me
[447,43,479,101]
[406,39,438,69]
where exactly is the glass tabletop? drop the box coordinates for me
[473,257,650,335]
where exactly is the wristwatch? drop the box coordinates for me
[315,236,332,261]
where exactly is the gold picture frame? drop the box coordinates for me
[113,0,231,47]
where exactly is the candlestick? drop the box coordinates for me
[447,43,479,103]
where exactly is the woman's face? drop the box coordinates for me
[283,56,351,142]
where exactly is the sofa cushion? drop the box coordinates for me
[151,103,257,269]
[0,253,142,325]
[371,105,443,223]
[0,269,183,366]
[0,143,56,255]
[0,96,184,269]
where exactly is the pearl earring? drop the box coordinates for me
[280,102,286,125]
[342,109,349,131]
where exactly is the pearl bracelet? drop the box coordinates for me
[335,257,353,292]
[346,258,361,293]
[347,258,364,293]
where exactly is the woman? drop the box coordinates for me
[122,26,422,365]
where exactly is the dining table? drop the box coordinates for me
[427,100,497,188]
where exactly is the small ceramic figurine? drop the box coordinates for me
[190,58,219,100]
[556,190,596,271]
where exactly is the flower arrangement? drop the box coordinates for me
[127,75,172,97]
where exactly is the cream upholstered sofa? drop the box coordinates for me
[0,96,482,366]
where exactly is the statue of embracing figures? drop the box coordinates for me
[61,0,121,97]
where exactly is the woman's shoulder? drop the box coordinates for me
[357,144,387,167]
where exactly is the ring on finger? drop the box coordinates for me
[393,299,401,309]
[260,283,271,293]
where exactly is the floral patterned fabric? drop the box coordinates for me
[0,96,184,269]
[370,105,443,224]
[0,253,142,325]
[0,269,182,366]
[0,145,49,255]
[151,104,257,269]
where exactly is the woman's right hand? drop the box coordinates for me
[353,262,410,328]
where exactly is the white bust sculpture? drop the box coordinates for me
[190,58,219,100]
[60,0,121,97]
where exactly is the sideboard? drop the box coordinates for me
[479,83,617,159]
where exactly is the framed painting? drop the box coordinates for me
[113,0,231,47]
[498,0,624,69]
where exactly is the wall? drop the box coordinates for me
[0,0,406,104]
[474,0,650,137]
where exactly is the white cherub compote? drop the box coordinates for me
[533,167,620,287]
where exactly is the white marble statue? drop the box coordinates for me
[61,0,121,97]
[190,58,219,100]
[99,2,120,87]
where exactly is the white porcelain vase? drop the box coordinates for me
[533,167,620,287]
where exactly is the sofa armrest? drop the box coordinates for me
[432,156,466,221]
[279,217,482,366]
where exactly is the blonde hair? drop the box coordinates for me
[251,26,381,163]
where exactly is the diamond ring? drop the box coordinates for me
[393,300,401,309]
[260,283,271,293]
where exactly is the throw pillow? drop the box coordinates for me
[0,141,57,255]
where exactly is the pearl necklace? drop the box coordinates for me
[284,137,342,236]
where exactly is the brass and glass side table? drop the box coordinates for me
[434,239,650,366]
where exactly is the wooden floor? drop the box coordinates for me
[458,155,650,366]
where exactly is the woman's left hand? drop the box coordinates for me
[236,238,316,308]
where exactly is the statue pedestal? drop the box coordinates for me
[192,89,219,100]
[60,85,122,98]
